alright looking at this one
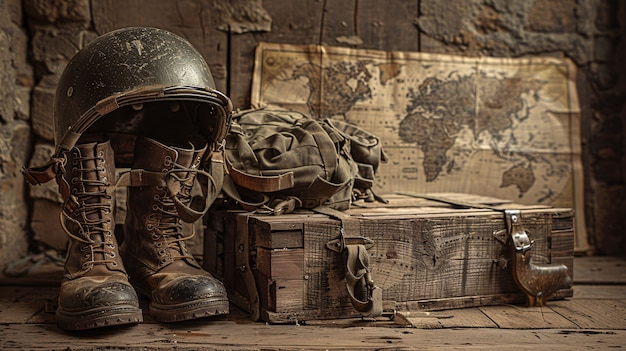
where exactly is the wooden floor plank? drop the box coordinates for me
[549,299,626,329]
[398,308,498,328]
[437,307,499,328]
[478,304,579,329]
[574,256,626,284]
[0,287,58,324]
[2,323,626,350]
[1,257,625,350]
[573,284,626,299]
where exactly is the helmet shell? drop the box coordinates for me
[54,27,232,153]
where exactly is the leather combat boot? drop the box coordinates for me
[56,138,142,331]
[121,135,228,323]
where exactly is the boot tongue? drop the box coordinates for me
[170,137,208,184]
[172,137,207,169]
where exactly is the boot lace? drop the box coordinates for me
[61,152,117,268]
[149,160,197,262]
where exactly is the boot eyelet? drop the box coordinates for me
[152,205,159,211]
[109,252,116,258]
[164,156,172,166]
[111,262,118,266]
[82,263,89,268]
[154,195,159,200]
[71,177,78,184]
[156,242,162,247]
[98,151,104,157]
[151,234,159,240]
[146,224,154,230]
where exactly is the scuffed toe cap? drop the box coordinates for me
[151,275,227,305]
[59,280,140,311]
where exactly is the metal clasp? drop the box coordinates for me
[505,210,534,253]
[325,228,375,253]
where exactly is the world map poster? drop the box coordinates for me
[250,42,586,249]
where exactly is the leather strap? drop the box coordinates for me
[22,156,72,206]
[116,152,226,223]
[314,205,382,318]
[345,245,383,317]
[169,153,225,223]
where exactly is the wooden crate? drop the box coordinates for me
[204,193,575,323]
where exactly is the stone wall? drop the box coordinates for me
[0,0,33,270]
[0,0,624,267]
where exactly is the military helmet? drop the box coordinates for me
[53,27,232,160]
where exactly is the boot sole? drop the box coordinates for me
[56,305,143,331]
[149,297,229,323]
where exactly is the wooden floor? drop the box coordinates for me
[1,255,625,350]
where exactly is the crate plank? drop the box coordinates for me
[256,248,304,279]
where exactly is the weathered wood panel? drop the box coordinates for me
[2,255,626,350]
[549,299,626,329]
[2,321,625,351]
[229,0,324,109]
[206,194,575,323]
[478,305,578,329]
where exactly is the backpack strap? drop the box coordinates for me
[221,174,270,212]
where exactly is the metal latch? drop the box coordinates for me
[326,232,375,253]
[501,210,572,307]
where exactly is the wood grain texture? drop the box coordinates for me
[206,194,575,322]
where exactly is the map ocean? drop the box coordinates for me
[251,43,583,237]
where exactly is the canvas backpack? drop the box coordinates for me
[220,106,387,214]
